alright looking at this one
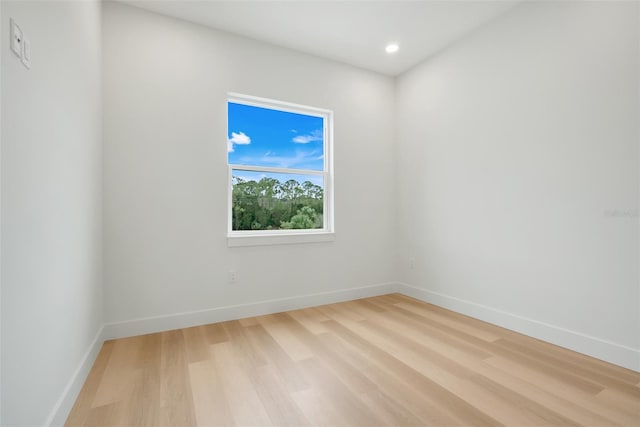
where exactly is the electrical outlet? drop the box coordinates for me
[228,271,238,284]
[409,257,415,269]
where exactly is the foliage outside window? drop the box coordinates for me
[227,95,333,241]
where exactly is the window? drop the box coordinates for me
[227,94,334,246]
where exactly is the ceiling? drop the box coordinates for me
[120,0,521,76]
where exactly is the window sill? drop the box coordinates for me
[227,231,335,247]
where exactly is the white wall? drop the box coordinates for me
[1,1,103,425]
[0,3,4,424]
[396,0,639,370]
[103,3,396,327]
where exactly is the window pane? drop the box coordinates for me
[228,102,324,171]
[231,170,324,231]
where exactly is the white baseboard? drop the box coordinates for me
[44,326,105,427]
[104,282,399,340]
[397,282,640,372]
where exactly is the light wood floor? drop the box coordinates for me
[66,294,640,426]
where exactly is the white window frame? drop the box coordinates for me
[227,93,334,247]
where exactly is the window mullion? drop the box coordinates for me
[230,165,325,176]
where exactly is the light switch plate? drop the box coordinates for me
[21,37,31,69]
[10,18,23,58]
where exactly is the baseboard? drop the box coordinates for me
[397,282,640,372]
[44,326,106,426]
[104,282,399,340]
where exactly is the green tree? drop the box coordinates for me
[281,206,317,229]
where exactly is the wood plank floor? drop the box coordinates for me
[66,294,640,426]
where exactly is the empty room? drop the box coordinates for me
[1,0,639,425]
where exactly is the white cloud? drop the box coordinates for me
[228,131,251,152]
[292,129,323,144]
[230,132,251,145]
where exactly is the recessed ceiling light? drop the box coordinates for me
[385,43,399,54]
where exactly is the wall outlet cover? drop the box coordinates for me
[228,271,238,284]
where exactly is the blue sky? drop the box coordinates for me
[228,102,324,171]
